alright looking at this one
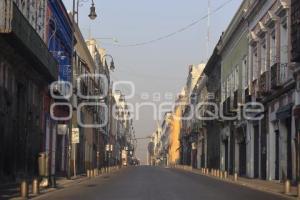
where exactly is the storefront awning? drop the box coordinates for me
[276,103,294,120]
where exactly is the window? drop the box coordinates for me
[226,77,230,99]
[242,56,248,89]
[270,29,276,66]
[26,0,30,19]
[79,62,83,75]
[280,14,289,82]
[252,45,258,80]
[221,81,226,103]
[20,0,26,14]
[230,73,234,97]
[280,15,288,64]
[234,66,239,91]
[261,38,267,74]
[29,0,35,26]
[232,70,235,92]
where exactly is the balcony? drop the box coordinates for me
[270,63,293,88]
[258,71,270,96]
[0,1,57,82]
[279,63,293,84]
[271,63,280,89]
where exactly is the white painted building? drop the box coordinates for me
[246,0,296,181]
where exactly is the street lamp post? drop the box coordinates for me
[66,0,98,180]
[88,0,97,20]
[102,54,116,71]
[73,0,98,24]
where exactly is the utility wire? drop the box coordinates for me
[109,0,235,47]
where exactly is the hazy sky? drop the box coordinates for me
[63,0,243,164]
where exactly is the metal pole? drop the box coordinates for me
[67,131,72,179]
[234,173,238,181]
[76,0,79,24]
[284,179,291,194]
[224,171,228,179]
[20,181,28,198]
[32,179,39,195]
[73,143,76,177]
[219,171,223,179]
[108,151,110,172]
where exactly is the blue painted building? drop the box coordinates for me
[44,0,73,178]
[47,0,73,82]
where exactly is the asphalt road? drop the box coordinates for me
[36,166,288,200]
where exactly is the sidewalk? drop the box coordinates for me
[0,166,121,200]
[173,166,299,200]
[0,175,88,200]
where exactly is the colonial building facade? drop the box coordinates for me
[219,0,249,176]
[203,44,222,170]
[0,0,135,185]
[0,0,57,182]
[246,0,296,181]
[154,0,300,184]
[291,0,300,182]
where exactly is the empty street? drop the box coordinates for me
[35,167,288,200]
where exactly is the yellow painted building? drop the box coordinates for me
[168,107,181,165]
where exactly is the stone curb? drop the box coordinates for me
[10,167,122,200]
[172,167,298,200]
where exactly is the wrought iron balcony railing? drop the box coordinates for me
[270,63,293,89]
[258,71,270,96]
[279,63,293,85]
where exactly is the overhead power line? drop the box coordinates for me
[110,0,235,47]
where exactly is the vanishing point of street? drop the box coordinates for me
[35,167,287,200]
[1,0,300,199]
